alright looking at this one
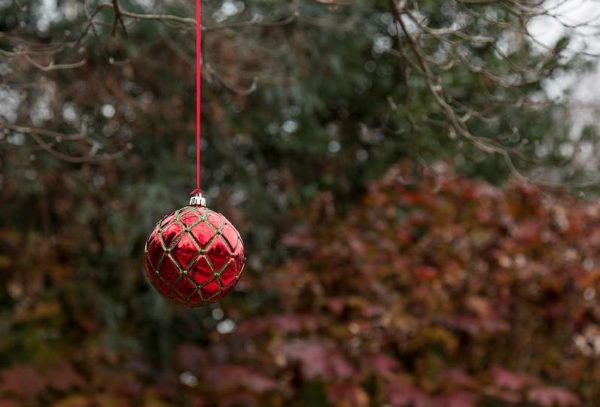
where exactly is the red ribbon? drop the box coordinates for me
[195,0,202,193]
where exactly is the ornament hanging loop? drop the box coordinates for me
[191,1,205,209]
[189,191,206,207]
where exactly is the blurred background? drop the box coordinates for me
[2,0,600,406]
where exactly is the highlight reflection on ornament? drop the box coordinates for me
[144,192,245,306]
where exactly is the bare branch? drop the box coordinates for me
[0,121,130,163]
[111,0,129,37]
[22,55,87,72]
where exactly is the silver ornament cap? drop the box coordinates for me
[189,191,206,207]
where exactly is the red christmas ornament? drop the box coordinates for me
[144,193,245,306]
[143,1,245,306]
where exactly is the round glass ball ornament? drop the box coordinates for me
[143,192,245,306]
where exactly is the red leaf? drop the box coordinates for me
[441,316,509,335]
[528,387,580,407]
[205,366,278,394]
[280,340,354,380]
[45,362,85,391]
[237,314,319,337]
[441,391,478,407]
[441,369,478,390]
[415,266,438,281]
[512,221,541,244]
[362,354,398,377]
[0,365,47,399]
[327,383,369,407]
[385,377,430,406]
[491,367,538,392]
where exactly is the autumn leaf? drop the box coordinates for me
[361,353,398,378]
[327,383,369,407]
[45,362,85,391]
[528,387,580,407]
[490,367,539,392]
[280,340,354,380]
[385,376,430,406]
[414,266,438,281]
[441,391,478,407]
[94,394,130,407]
[0,365,47,399]
[51,395,92,407]
[205,366,278,394]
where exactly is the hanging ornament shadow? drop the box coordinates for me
[143,1,246,306]
[144,192,246,306]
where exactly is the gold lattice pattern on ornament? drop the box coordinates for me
[144,205,244,306]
